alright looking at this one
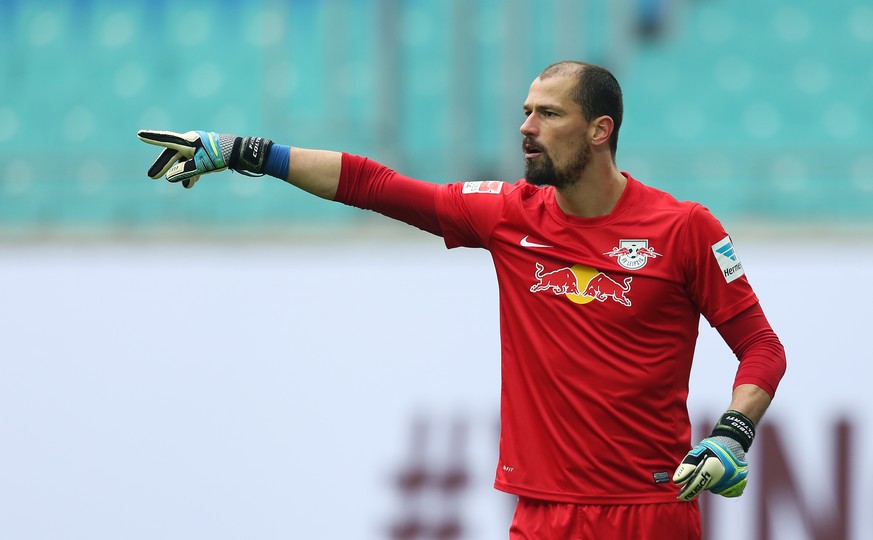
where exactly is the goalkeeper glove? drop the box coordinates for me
[137,130,273,188]
[673,410,756,501]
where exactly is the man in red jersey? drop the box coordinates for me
[138,61,786,539]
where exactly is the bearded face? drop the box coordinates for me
[523,136,592,189]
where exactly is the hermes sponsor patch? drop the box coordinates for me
[711,235,745,283]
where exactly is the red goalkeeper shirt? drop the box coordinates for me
[336,154,765,504]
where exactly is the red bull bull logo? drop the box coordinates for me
[530,263,580,295]
[529,262,632,307]
[582,273,632,306]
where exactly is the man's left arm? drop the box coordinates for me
[727,383,772,426]
[673,302,787,500]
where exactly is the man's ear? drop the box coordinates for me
[589,115,615,148]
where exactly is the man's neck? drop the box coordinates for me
[554,162,628,218]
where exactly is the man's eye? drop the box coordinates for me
[543,111,556,118]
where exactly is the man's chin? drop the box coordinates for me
[525,169,558,187]
[527,171,576,189]
[524,165,551,187]
[527,177,552,187]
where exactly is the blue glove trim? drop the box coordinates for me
[195,131,228,170]
[700,438,748,494]
[264,144,290,180]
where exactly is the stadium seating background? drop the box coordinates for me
[1,0,871,236]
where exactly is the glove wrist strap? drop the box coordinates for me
[228,136,274,176]
[710,410,756,452]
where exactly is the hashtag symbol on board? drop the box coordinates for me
[387,414,470,539]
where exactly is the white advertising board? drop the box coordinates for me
[0,238,867,539]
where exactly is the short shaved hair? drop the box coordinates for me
[538,61,623,157]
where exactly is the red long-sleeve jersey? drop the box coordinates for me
[335,153,786,504]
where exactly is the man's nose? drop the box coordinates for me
[520,114,537,137]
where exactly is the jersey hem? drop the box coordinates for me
[494,481,682,505]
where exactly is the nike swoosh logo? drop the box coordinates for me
[520,235,553,248]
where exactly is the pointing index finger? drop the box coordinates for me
[136,130,200,157]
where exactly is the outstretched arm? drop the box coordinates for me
[284,147,342,200]
[136,130,443,235]
[136,129,343,199]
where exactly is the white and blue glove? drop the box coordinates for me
[137,130,273,188]
[673,410,756,501]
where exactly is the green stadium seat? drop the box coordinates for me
[0,0,870,231]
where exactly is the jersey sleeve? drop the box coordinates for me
[716,303,787,397]
[334,153,511,249]
[682,204,759,327]
[335,153,442,235]
[433,180,512,249]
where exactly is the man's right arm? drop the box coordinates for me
[136,130,342,198]
[284,147,343,201]
[259,143,444,236]
[136,130,444,235]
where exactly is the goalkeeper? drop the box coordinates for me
[138,61,786,540]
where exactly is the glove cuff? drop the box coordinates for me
[227,136,274,175]
[710,410,756,452]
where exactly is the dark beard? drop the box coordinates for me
[525,143,591,189]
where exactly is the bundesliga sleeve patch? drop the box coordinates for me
[462,181,503,194]
[711,235,745,283]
